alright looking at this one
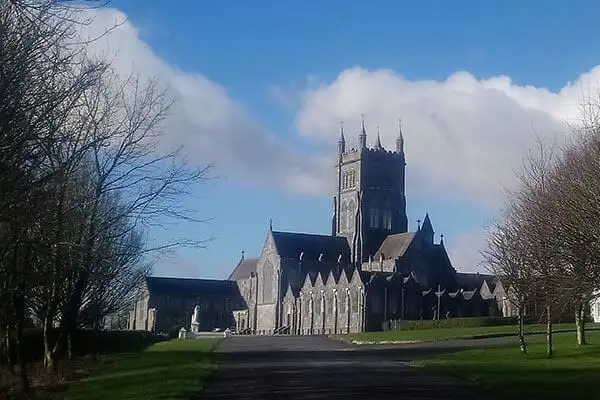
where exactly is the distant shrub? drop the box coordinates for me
[167,325,183,340]
[382,314,578,331]
[12,329,166,363]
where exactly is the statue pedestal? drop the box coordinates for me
[190,322,200,334]
[178,327,188,339]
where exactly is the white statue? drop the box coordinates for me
[192,305,200,325]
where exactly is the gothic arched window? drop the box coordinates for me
[342,171,349,190]
[382,210,392,229]
[262,261,274,303]
[348,170,356,188]
[340,201,348,230]
[369,208,379,228]
[347,200,355,231]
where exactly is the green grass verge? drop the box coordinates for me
[416,331,600,399]
[51,338,220,400]
[340,323,600,343]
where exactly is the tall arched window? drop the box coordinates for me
[342,171,349,189]
[340,201,348,230]
[262,261,274,303]
[382,210,392,229]
[347,200,355,231]
[369,208,379,228]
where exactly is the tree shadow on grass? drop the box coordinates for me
[428,364,600,399]
[46,342,217,400]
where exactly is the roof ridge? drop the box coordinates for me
[272,230,344,238]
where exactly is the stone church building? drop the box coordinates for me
[129,120,509,335]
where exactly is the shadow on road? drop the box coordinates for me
[198,335,500,400]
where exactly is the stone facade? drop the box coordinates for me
[129,120,523,335]
[333,119,408,264]
[128,278,241,334]
[590,291,600,323]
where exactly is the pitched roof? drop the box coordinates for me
[271,231,351,263]
[228,257,259,280]
[145,276,238,296]
[374,232,416,260]
[456,272,495,291]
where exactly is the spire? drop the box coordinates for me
[241,250,245,261]
[338,120,346,154]
[440,234,444,246]
[395,119,404,154]
[421,213,433,233]
[374,126,383,150]
[358,113,367,148]
[269,218,273,231]
[421,213,434,247]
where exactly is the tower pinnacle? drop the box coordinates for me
[338,120,346,154]
[395,119,405,154]
[358,114,367,148]
[374,126,383,150]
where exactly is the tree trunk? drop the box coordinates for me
[518,304,528,355]
[61,270,90,360]
[546,304,553,358]
[5,326,16,377]
[67,331,73,360]
[14,296,30,394]
[43,314,56,372]
[575,302,586,345]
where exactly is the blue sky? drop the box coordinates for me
[100,0,600,279]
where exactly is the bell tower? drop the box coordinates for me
[332,117,408,264]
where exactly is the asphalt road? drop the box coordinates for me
[198,335,499,400]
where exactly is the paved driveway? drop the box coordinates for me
[199,335,496,399]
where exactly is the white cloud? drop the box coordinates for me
[295,67,600,206]
[76,8,329,196]
[76,8,600,274]
[445,231,489,274]
[80,9,600,206]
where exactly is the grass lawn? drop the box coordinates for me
[50,338,220,400]
[417,330,600,399]
[340,323,599,344]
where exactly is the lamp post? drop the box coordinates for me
[360,287,365,332]
[345,288,351,334]
[384,286,388,323]
[401,287,405,321]
[321,289,325,334]
[298,293,303,335]
[384,274,393,327]
[437,283,441,320]
[333,288,338,334]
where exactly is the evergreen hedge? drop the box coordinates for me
[2,329,166,364]
[382,314,578,331]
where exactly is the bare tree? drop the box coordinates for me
[485,138,568,358]
[55,70,212,359]
[0,0,108,389]
[1,1,213,393]
[482,210,534,354]
[547,108,600,345]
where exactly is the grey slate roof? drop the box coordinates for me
[373,232,416,260]
[145,276,238,296]
[271,231,351,263]
[228,257,259,280]
[456,272,495,291]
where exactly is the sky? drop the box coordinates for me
[82,0,600,279]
